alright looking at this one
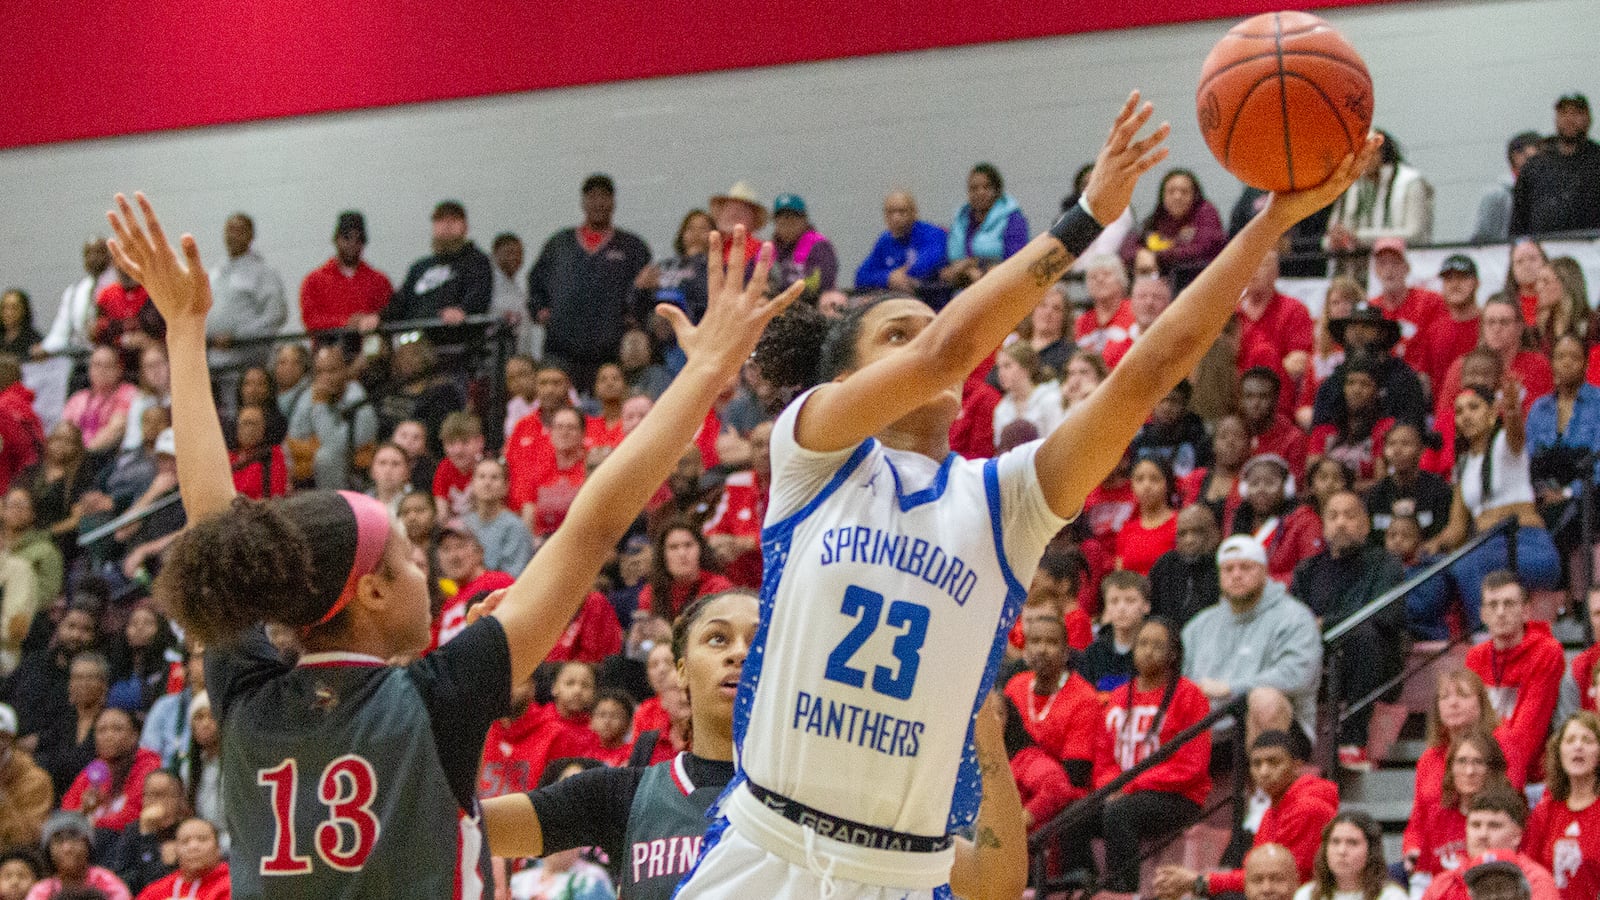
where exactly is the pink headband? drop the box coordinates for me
[313,491,394,627]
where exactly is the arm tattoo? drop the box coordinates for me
[976,826,1002,850]
[1028,246,1070,287]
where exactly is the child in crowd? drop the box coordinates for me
[503,354,539,439]
[462,458,535,574]
[1003,614,1099,788]
[366,442,412,516]
[1081,570,1151,692]
[433,411,483,518]
[588,691,636,767]
[391,418,438,491]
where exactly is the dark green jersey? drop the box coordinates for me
[208,619,511,899]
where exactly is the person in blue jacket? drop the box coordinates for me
[855,191,949,305]
[941,163,1030,290]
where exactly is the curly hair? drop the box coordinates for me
[751,292,913,398]
[154,492,366,645]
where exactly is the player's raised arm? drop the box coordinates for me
[792,92,1171,454]
[491,229,802,683]
[1033,135,1384,519]
[106,193,237,522]
[949,693,1028,900]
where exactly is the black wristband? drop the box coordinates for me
[1048,201,1105,257]
[1194,875,1210,898]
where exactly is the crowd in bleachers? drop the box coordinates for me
[0,90,1597,900]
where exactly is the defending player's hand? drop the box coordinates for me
[1262,132,1383,229]
[106,193,214,326]
[654,226,804,378]
[1079,91,1172,225]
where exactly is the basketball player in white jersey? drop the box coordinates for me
[671,95,1382,900]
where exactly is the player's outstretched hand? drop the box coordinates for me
[106,193,213,327]
[655,226,804,377]
[1079,91,1172,225]
[465,588,510,627]
[1263,132,1383,229]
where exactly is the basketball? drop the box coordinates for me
[1196,11,1373,193]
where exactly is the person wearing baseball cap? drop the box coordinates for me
[0,702,53,851]
[1368,236,1446,362]
[1412,253,1484,392]
[299,209,394,333]
[1511,92,1600,236]
[770,193,837,301]
[1179,532,1322,745]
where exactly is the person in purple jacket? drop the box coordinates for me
[1120,168,1227,282]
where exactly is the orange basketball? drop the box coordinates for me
[1196,11,1373,193]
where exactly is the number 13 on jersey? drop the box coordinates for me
[824,585,930,701]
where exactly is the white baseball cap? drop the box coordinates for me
[1217,534,1268,567]
[155,428,176,457]
[0,702,17,736]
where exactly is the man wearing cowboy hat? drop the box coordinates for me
[708,182,767,264]
[1311,301,1428,430]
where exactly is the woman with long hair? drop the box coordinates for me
[1061,349,1109,411]
[637,520,731,621]
[105,192,800,898]
[1405,730,1512,882]
[1423,383,1562,631]
[1298,811,1406,900]
[485,589,1028,900]
[634,208,715,323]
[1119,168,1227,277]
[0,289,43,360]
[365,443,412,516]
[1324,129,1434,250]
[1504,238,1549,327]
[104,603,177,713]
[1084,617,1211,898]
[991,342,1065,446]
[1115,457,1178,576]
[1532,257,1590,354]
[1524,711,1600,900]
[59,706,164,838]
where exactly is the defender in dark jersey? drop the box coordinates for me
[106,194,801,900]
[482,590,1028,900]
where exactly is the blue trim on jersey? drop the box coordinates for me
[944,458,1031,832]
[764,438,877,537]
[884,451,958,512]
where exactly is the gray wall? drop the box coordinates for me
[0,0,1590,325]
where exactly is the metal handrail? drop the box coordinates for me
[1027,694,1248,890]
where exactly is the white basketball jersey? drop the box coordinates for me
[733,388,1066,838]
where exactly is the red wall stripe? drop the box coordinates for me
[4,0,1404,150]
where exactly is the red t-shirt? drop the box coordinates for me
[1410,801,1468,875]
[544,591,625,664]
[432,456,474,517]
[1003,670,1101,765]
[1373,287,1447,362]
[585,414,626,450]
[434,569,515,648]
[1237,294,1315,373]
[637,572,735,619]
[1414,312,1482,399]
[1114,511,1177,576]
[505,414,555,510]
[1571,645,1600,713]
[1080,481,1136,560]
[1075,300,1135,356]
[1091,676,1212,807]
[1525,794,1600,900]
[230,445,289,499]
[61,748,163,833]
[703,470,765,588]
[299,258,394,332]
[525,454,586,537]
[1250,416,1310,479]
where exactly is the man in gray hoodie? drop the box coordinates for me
[1181,534,1322,743]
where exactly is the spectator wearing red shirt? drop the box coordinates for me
[1116,457,1178,576]
[1370,238,1447,363]
[545,592,624,665]
[1524,712,1600,900]
[1237,250,1314,403]
[431,411,483,519]
[0,357,43,492]
[479,674,596,799]
[1466,573,1566,787]
[1240,367,1309,480]
[1414,255,1484,401]
[1230,454,1309,581]
[133,818,229,900]
[1081,452,1137,566]
[585,363,629,449]
[1433,297,1553,438]
[1308,352,1396,489]
[637,522,732,620]
[1419,788,1559,900]
[1408,731,1513,878]
[587,691,636,768]
[1408,670,1526,863]
[432,527,514,648]
[994,695,1077,836]
[299,211,393,333]
[228,405,287,500]
[1102,275,1174,369]
[1002,614,1098,789]
[516,407,588,538]
[1075,254,1135,356]
[60,707,163,839]
[704,422,770,589]
[1559,588,1600,718]
[1155,729,1338,897]
[948,359,1002,459]
[1078,617,1211,894]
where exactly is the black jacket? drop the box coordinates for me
[1511,137,1600,236]
[528,228,651,362]
[386,242,494,321]
[1147,549,1219,628]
